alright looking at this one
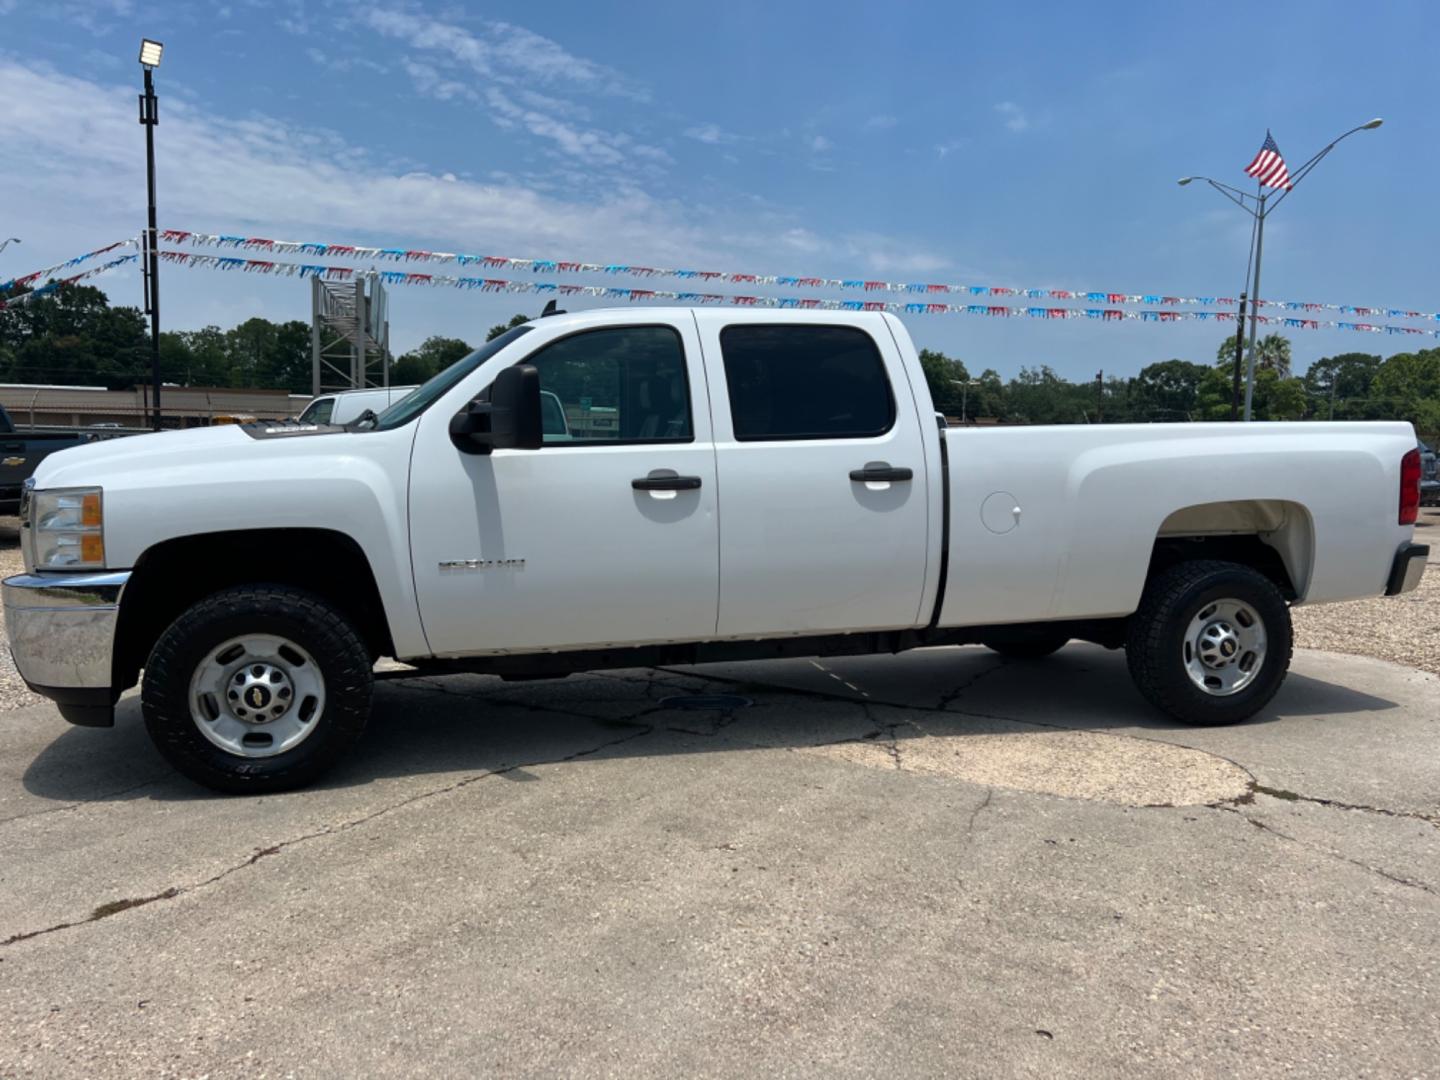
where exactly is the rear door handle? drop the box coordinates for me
[849,465,913,482]
[632,475,702,491]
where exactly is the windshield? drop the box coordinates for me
[298,398,334,424]
[372,324,534,431]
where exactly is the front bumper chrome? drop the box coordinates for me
[3,570,130,726]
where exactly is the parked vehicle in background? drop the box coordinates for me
[540,389,571,441]
[1419,441,1439,506]
[296,386,419,426]
[2,309,1428,793]
[0,405,90,515]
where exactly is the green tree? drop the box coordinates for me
[1302,352,1383,419]
[220,317,312,393]
[485,313,531,342]
[1371,348,1440,434]
[917,348,971,415]
[0,283,148,388]
[1131,359,1208,421]
[392,335,472,385]
[177,325,234,386]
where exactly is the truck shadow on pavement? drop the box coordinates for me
[20,644,1399,803]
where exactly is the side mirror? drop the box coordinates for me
[449,364,543,454]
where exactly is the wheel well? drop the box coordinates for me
[1151,500,1313,603]
[1147,534,1297,601]
[113,529,394,692]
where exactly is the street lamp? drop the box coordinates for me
[951,378,981,424]
[0,238,19,255]
[1179,119,1383,421]
[138,38,164,431]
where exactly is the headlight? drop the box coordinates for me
[30,487,106,570]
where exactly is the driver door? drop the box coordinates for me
[408,315,719,657]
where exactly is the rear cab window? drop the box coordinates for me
[718,324,895,441]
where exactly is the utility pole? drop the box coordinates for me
[1230,292,1248,420]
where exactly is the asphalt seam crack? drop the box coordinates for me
[1218,805,1438,897]
[651,663,1440,826]
[1235,784,1440,828]
[1,717,657,949]
[0,771,175,827]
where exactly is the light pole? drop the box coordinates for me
[1179,118,1382,421]
[951,378,981,423]
[0,238,19,255]
[138,38,164,431]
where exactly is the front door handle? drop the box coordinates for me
[632,474,702,491]
[849,465,913,482]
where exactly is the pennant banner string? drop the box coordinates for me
[153,249,1439,340]
[160,228,1438,324]
[0,254,140,311]
[0,239,138,296]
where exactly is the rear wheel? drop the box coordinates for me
[1126,560,1291,726]
[142,586,373,793]
[982,636,1069,660]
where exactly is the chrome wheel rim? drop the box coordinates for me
[188,634,326,758]
[1183,598,1267,697]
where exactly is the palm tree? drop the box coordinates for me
[1216,332,1293,378]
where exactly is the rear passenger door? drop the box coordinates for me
[697,313,932,637]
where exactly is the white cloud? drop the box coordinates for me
[352,5,661,169]
[357,6,643,100]
[402,58,475,103]
[0,0,132,33]
[809,134,833,153]
[0,59,961,345]
[934,138,967,158]
[685,122,743,146]
[0,60,730,269]
[995,101,1029,133]
[863,115,898,131]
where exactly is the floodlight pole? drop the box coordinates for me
[140,63,161,430]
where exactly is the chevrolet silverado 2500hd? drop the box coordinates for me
[3,309,1428,792]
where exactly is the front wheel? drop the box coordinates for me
[142,586,373,793]
[1126,560,1292,726]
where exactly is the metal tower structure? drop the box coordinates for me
[310,274,390,396]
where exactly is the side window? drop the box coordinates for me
[299,398,334,424]
[523,326,693,444]
[719,325,895,441]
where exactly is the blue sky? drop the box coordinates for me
[0,0,1435,380]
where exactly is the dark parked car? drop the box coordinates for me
[0,405,90,515]
[1420,441,1439,507]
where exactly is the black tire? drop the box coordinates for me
[982,637,1069,660]
[142,585,373,794]
[1126,560,1292,726]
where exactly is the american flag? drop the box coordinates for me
[1245,131,1293,190]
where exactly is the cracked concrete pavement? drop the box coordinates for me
[2,644,1438,1077]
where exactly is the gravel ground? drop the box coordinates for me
[1291,506,1440,675]
[0,508,1433,713]
[0,521,41,711]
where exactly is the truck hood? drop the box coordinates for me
[33,425,254,490]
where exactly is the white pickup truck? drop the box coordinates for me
[4,309,1428,792]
